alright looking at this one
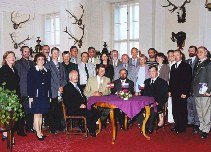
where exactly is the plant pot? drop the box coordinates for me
[123,98,129,100]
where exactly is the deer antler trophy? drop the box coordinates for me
[161,0,191,23]
[64,4,85,48]
[9,32,31,49]
[11,11,31,29]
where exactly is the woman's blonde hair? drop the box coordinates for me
[2,51,16,65]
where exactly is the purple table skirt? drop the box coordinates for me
[87,95,156,119]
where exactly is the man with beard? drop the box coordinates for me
[146,48,158,67]
[111,68,134,129]
[15,46,35,135]
[186,46,200,133]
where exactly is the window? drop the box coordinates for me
[44,13,60,48]
[113,1,139,57]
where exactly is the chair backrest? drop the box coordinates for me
[61,101,67,119]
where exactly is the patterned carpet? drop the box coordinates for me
[1,124,211,152]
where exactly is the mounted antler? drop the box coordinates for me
[11,11,31,29]
[18,35,31,46]
[161,0,178,13]
[180,0,191,8]
[9,33,31,49]
[65,4,84,26]
[9,32,18,49]
[64,26,84,48]
[161,0,191,23]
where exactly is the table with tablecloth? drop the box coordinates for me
[87,95,156,144]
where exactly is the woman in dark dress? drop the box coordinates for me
[98,53,114,81]
[27,53,51,141]
[0,51,23,140]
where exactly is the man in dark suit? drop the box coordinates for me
[185,46,200,133]
[45,47,67,134]
[15,46,35,134]
[61,51,78,82]
[169,50,192,133]
[63,70,101,137]
[192,46,211,139]
[139,66,168,133]
[111,68,134,129]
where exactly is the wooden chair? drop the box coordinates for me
[61,102,88,138]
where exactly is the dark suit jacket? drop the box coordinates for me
[169,61,192,98]
[192,59,211,97]
[61,61,78,81]
[111,78,134,95]
[15,58,34,97]
[142,77,168,108]
[0,64,20,97]
[63,82,87,115]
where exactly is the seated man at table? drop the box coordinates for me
[63,70,101,137]
[84,64,111,125]
[111,68,135,129]
[140,65,168,133]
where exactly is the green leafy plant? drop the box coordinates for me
[0,82,24,125]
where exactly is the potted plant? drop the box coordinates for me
[0,83,24,129]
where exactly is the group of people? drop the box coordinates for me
[0,44,210,142]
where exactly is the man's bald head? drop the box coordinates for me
[69,70,79,83]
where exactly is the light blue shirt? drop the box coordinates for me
[135,66,145,92]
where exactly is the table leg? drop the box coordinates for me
[124,115,128,130]
[110,108,116,144]
[142,106,150,140]
[96,118,102,135]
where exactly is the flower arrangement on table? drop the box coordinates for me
[117,89,132,100]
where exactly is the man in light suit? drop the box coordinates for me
[78,52,96,91]
[114,54,136,81]
[192,46,211,139]
[45,47,67,134]
[129,47,140,68]
[109,50,122,68]
[69,46,80,64]
[186,46,200,133]
[84,64,110,123]
[84,64,110,97]
[88,47,100,66]
[15,46,35,135]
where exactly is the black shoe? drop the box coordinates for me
[171,127,176,131]
[147,129,153,134]
[17,132,27,136]
[192,125,199,134]
[41,135,47,138]
[26,128,36,133]
[176,129,186,134]
[36,135,44,141]
[200,132,208,139]
[90,132,96,137]
[50,130,58,134]
[2,135,7,141]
